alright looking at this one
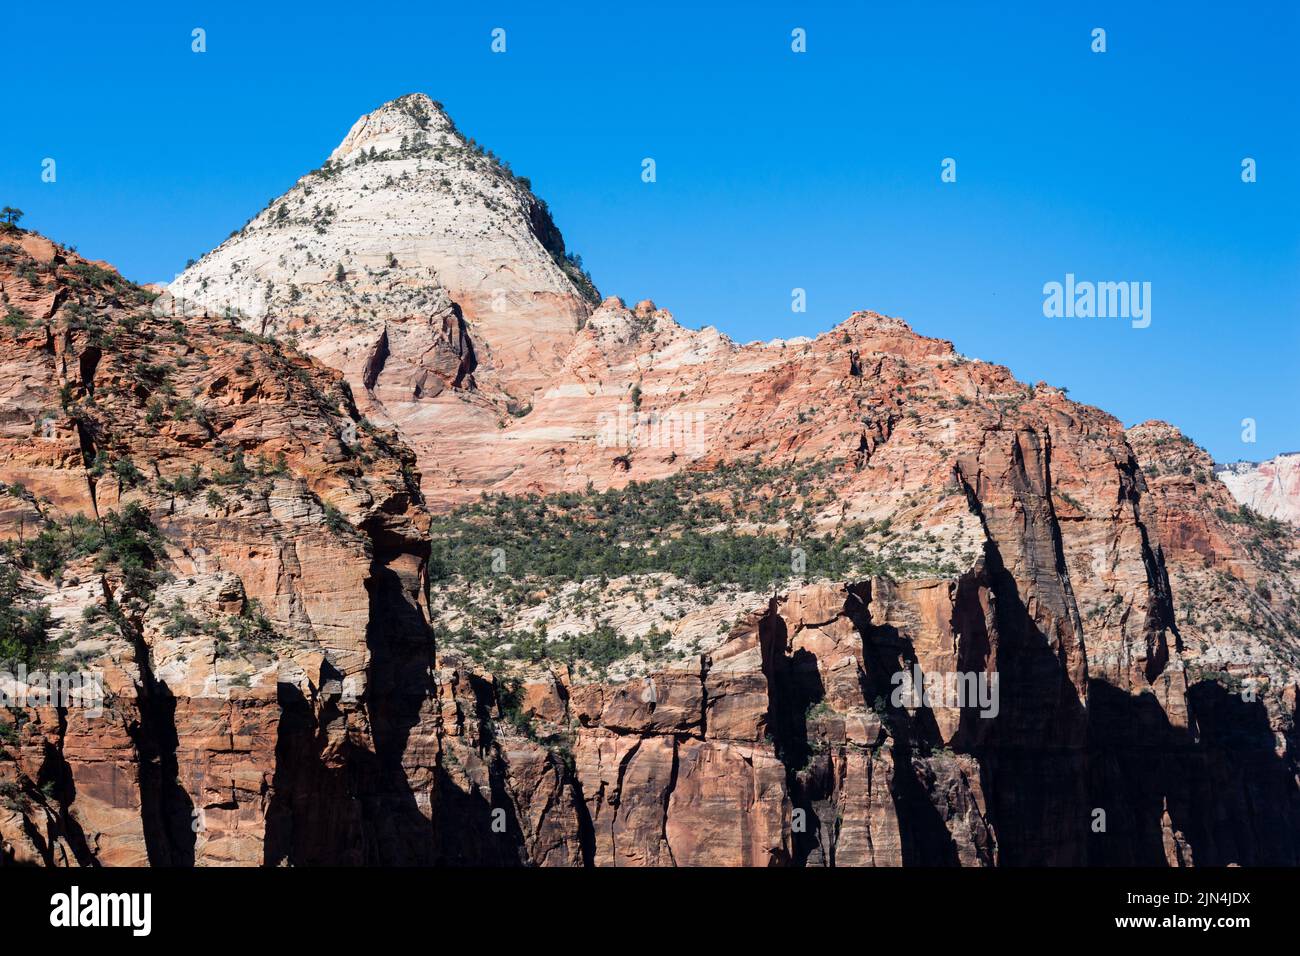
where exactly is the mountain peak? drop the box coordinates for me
[169,92,597,484]
[328,93,458,164]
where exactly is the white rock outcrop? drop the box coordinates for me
[1217,452,1300,524]
[169,93,596,474]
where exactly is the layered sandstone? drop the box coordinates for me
[0,229,428,865]
[1218,453,1300,526]
[2,95,1298,867]
[167,94,595,504]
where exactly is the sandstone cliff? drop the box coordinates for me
[168,94,596,504]
[0,228,429,864]
[1218,453,1300,526]
[2,95,1298,866]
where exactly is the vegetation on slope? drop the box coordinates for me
[428,458,963,675]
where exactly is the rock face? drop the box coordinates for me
[168,93,596,502]
[3,95,1298,867]
[1218,453,1300,526]
[0,229,429,865]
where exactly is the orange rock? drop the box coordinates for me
[2,97,1297,866]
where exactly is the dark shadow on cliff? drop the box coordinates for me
[266,542,441,865]
[1086,678,1300,865]
[967,542,1090,865]
[851,606,963,866]
[38,708,100,867]
[758,605,825,865]
[362,553,443,864]
[429,673,527,866]
[128,677,197,867]
[263,665,380,865]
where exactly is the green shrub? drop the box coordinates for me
[0,563,53,666]
[3,306,29,330]
[214,450,251,487]
[112,456,144,487]
[23,514,104,577]
[323,504,348,535]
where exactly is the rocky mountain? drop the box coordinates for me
[1,94,1298,866]
[168,94,596,504]
[0,228,428,864]
[1218,453,1300,526]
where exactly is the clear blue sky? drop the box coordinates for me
[3,1,1296,462]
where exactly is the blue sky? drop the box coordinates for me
[2,1,1296,462]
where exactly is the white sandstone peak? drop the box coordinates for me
[328,93,458,164]
[167,92,598,486]
[169,90,592,341]
[1216,452,1300,525]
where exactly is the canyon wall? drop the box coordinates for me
[1,95,1297,866]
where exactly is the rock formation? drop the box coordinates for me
[1218,453,1300,526]
[168,94,596,504]
[1,95,1297,866]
